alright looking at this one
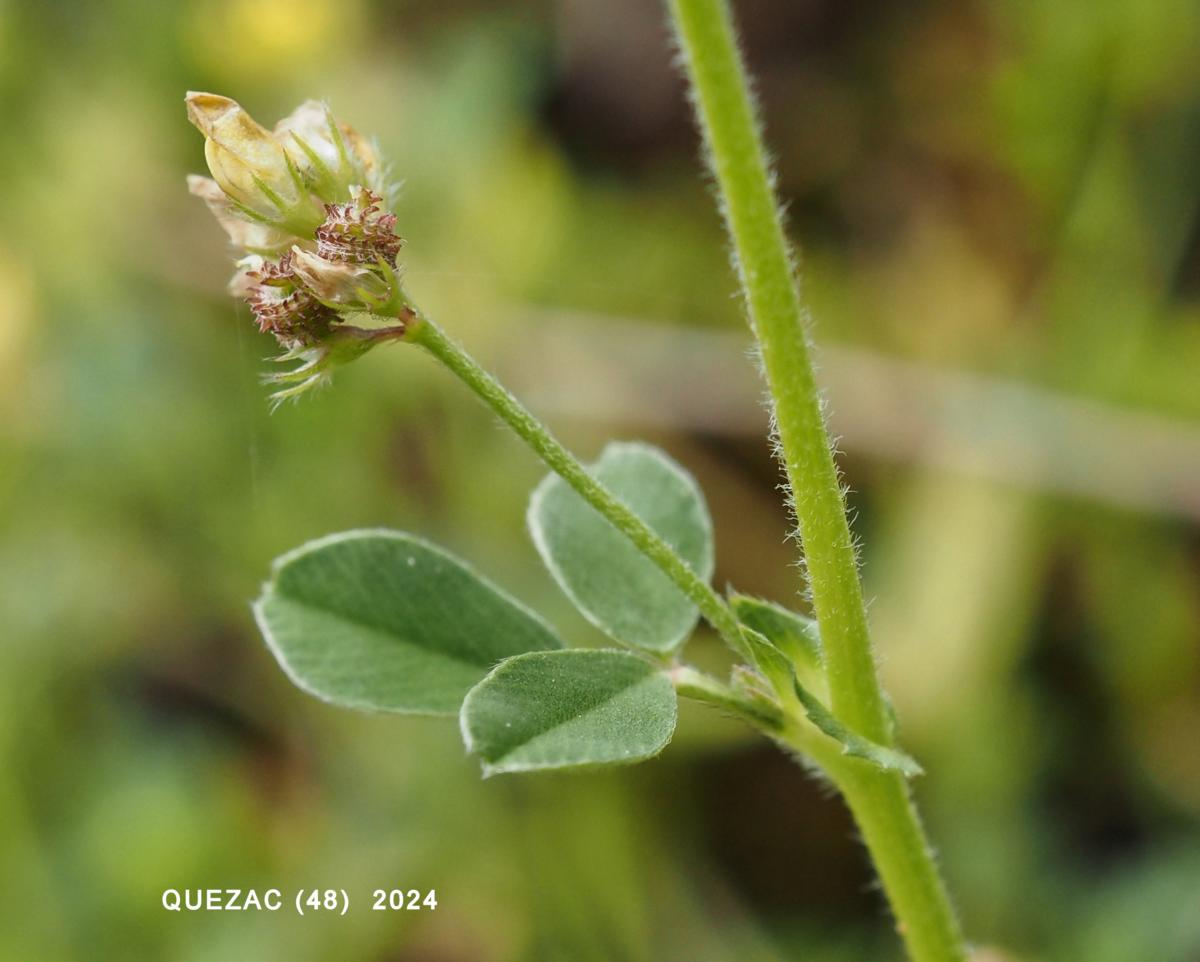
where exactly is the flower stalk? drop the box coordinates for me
[408,313,748,656]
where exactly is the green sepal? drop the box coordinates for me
[792,678,924,778]
[729,594,821,668]
[738,622,920,776]
[289,132,341,200]
[737,625,793,692]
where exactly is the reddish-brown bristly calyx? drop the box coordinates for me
[243,252,337,345]
[185,91,412,405]
[318,186,404,267]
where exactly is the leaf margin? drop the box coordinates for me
[527,440,716,654]
[253,527,565,717]
[459,647,679,776]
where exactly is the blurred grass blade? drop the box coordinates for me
[254,529,564,715]
[528,442,714,653]
[461,649,677,774]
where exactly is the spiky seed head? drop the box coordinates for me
[316,186,404,266]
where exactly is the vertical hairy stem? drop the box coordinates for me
[837,766,968,962]
[669,0,883,742]
[666,0,966,959]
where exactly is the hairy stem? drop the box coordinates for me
[666,0,966,958]
[669,0,883,740]
[409,313,745,655]
[836,767,967,962]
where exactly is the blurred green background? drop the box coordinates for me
[2,0,1199,959]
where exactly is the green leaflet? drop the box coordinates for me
[736,625,794,692]
[254,529,563,715]
[460,649,677,775]
[528,442,714,653]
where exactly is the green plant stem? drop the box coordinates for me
[669,0,884,742]
[667,0,966,959]
[409,314,745,655]
[837,766,966,962]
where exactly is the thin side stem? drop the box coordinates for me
[409,314,746,655]
[670,664,785,731]
[666,0,967,959]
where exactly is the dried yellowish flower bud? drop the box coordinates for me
[273,101,342,178]
[187,175,290,254]
[289,247,392,309]
[273,100,386,202]
[187,93,312,224]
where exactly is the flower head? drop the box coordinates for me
[186,91,413,404]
